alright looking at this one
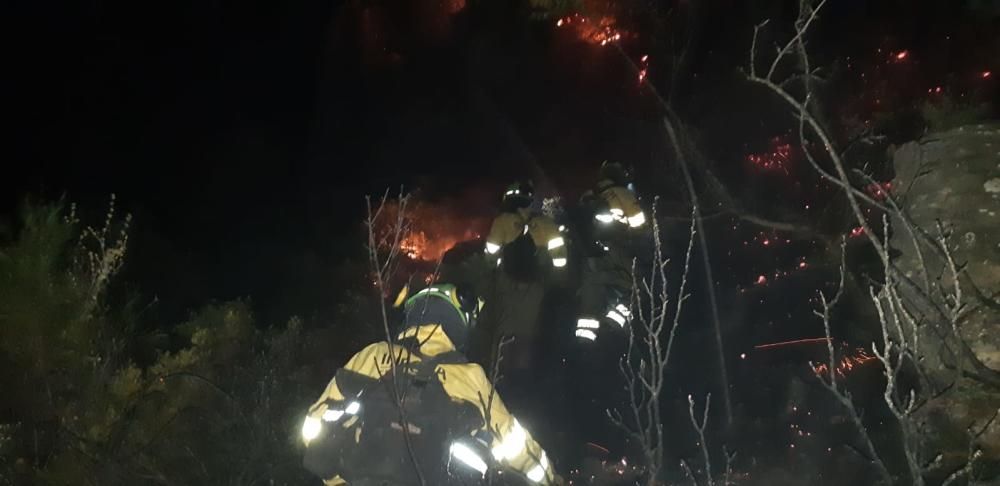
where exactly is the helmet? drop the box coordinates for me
[502,181,534,209]
[401,283,482,351]
[599,161,633,188]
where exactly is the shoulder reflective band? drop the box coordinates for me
[491,419,527,461]
[526,452,550,482]
[606,309,627,327]
[547,237,565,250]
[322,409,344,422]
[595,213,615,224]
[615,303,631,318]
[575,329,597,341]
[345,401,361,415]
[610,208,625,217]
[576,318,600,329]
[627,211,646,228]
[552,257,567,268]
[302,416,322,442]
[485,242,501,254]
[558,225,566,232]
[450,442,488,475]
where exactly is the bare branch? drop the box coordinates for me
[687,393,714,486]
[364,191,427,486]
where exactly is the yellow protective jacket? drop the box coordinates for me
[304,325,558,485]
[484,209,567,268]
[597,180,646,229]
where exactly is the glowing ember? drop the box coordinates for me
[754,337,831,350]
[894,50,909,61]
[637,54,650,84]
[983,71,992,79]
[864,181,893,200]
[812,347,878,377]
[555,13,627,46]
[755,275,768,285]
[746,136,794,174]
[849,226,865,238]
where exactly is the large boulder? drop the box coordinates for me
[892,123,1000,370]
[891,123,1000,478]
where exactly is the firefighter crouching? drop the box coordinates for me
[301,283,560,485]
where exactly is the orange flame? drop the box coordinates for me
[812,347,878,378]
[374,199,489,262]
[555,13,627,46]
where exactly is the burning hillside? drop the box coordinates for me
[373,197,491,263]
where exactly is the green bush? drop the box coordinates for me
[0,201,317,485]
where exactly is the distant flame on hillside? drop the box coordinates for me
[373,198,489,262]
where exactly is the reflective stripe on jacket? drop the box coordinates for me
[485,209,567,267]
[597,182,645,228]
[305,325,557,485]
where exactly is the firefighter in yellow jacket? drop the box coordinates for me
[483,181,567,273]
[301,284,560,485]
[477,181,566,386]
[573,162,648,342]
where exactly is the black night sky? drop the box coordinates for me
[7,1,997,322]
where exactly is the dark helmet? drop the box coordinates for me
[599,161,633,188]
[502,181,534,209]
[399,283,482,351]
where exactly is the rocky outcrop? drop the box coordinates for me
[893,123,1000,370]
[891,123,1000,477]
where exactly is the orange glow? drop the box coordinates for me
[555,13,627,46]
[895,50,909,60]
[754,337,831,350]
[746,136,794,174]
[374,200,488,262]
[984,71,992,79]
[444,0,465,14]
[812,347,878,377]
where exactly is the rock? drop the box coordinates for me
[891,123,1000,479]
[892,123,1000,370]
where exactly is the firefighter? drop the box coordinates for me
[301,283,560,486]
[573,161,648,342]
[483,181,567,274]
[476,181,567,392]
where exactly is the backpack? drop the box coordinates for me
[500,215,545,282]
[303,346,487,485]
